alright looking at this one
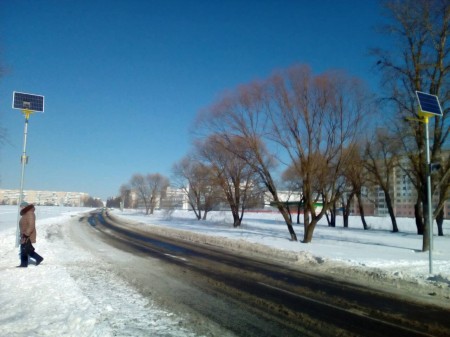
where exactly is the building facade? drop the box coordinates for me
[350,165,450,219]
[0,189,89,207]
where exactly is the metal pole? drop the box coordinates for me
[15,111,31,247]
[424,116,433,274]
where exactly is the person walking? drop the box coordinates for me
[17,201,44,268]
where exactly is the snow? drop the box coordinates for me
[1,205,449,336]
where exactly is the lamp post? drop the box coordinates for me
[15,110,33,246]
[12,92,45,247]
[415,91,443,274]
[423,115,433,274]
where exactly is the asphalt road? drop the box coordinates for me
[76,209,450,337]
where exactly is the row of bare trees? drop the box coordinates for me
[115,1,449,250]
[187,0,449,249]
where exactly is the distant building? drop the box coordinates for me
[0,189,89,207]
[348,164,450,219]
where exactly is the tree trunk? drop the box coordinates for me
[342,194,352,228]
[422,196,431,252]
[286,202,292,223]
[356,191,369,230]
[232,207,241,228]
[278,205,297,241]
[436,208,444,236]
[325,212,331,226]
[384,192,398,232]
[414,202,424,235]
[303,219,318,243]
[149,197,155,215]
[343,210,349,228]
[239,206,245,225]
[328,204,336,227]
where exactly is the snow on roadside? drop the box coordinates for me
[0,206,200,337]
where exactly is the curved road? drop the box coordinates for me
[77,209,450,337]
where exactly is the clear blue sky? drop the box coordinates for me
[0,0,388,200]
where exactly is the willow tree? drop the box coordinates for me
[197,135,262,227]
[266,66,373,243]
[129,173,169,215]
[196,80,298,241]
[364,128,401,232]
[197,64,374,243]
[172,156,221,220]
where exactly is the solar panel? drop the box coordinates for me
[12,91,45,112]
[415,91,442,117]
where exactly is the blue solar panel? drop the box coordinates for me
[12,91,45,112]
[415,91,442,116]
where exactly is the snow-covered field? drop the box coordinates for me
[1,205,449,337]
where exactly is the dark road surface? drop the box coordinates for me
[78,209,450,337]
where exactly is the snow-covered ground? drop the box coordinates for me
[1,205,449,337]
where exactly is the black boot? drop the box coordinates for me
[17,254,28,268]
[29,251,44,266]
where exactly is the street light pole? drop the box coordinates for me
[15,110,32,247]
[424,116,433,274]
[414,91,443,275]
[12,92,45,247]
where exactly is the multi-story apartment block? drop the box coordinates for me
[0,189,89,207]
[351,164,450,219]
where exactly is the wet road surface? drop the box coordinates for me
[78,210,450,337]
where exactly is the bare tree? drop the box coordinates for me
[129,173,169,214]
[146,173,170,214]
[364,128,400,232]
[374,0,450,250]
[119,184,133,209]
[266,66,372,242]
[197,65,373,243]
[341,145,370,230]
[172,155,222,220]
[196,80,298,241]
[197,135,262,227]
[129,174,151,214]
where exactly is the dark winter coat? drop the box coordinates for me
[19,204,37,243]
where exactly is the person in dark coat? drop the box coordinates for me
[18,201,44,268]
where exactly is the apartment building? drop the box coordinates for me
[352,164,450,219]
[0,189,89,207]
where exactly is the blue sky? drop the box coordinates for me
[0,0,388,200]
